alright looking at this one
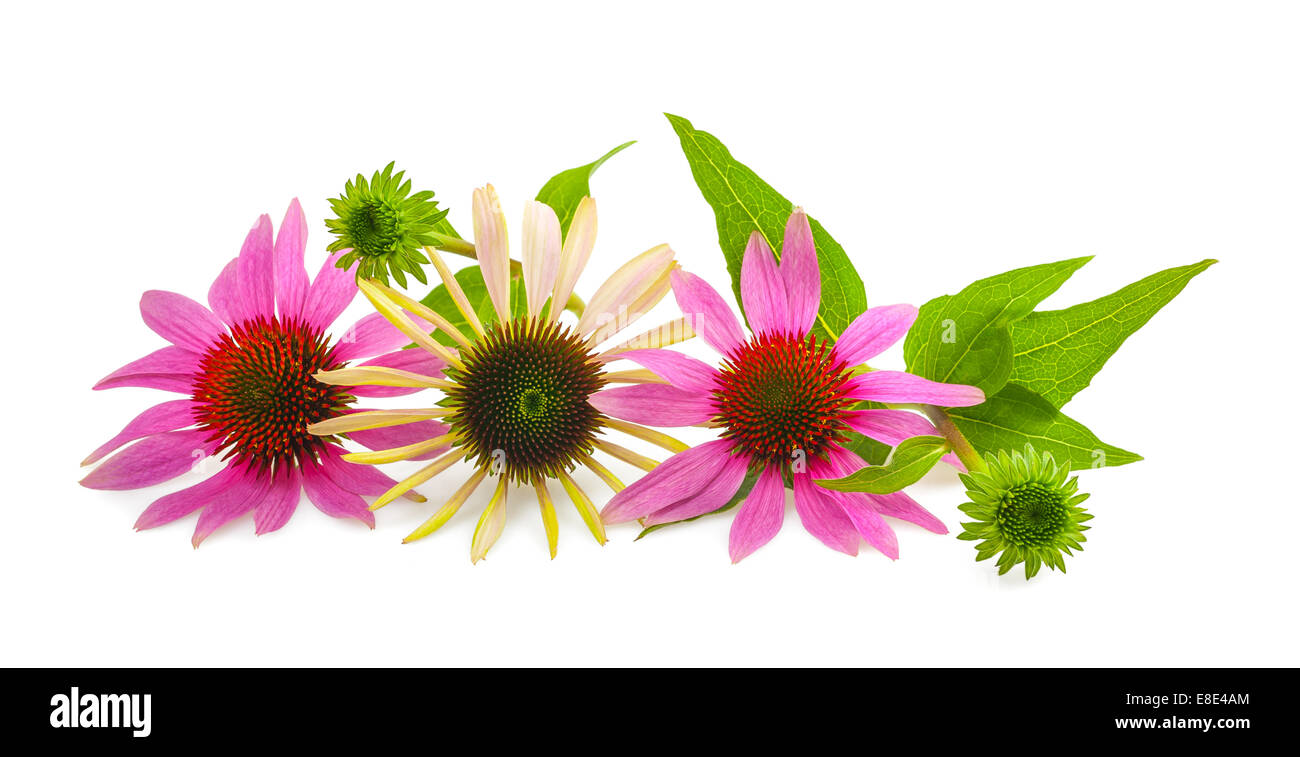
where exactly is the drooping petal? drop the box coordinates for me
[237,214,276,320]
[192,468,272,547]
[589,384,716,427]
[317,444,421,502]
[833,304,919,366]
[470,476,509,563]
[792,470,860,556]
[552,196,597,318]
[253,466,302,535]
[728,465,786,562]
[208,258,250,327]
[642,452,748,526]
[82,399,198,466]
[846,371,985,407]
[140,290,226,354]
[300,461,375,527]
[607,349,718,394]
[302,250,358,332]
[274,198,310,321]
[740,232,789,337]
[79,429,218,491]
[349,349,448,398]
[473,184,512,323]
[833,489,900,559]
[134,464,248,531]
[93,346,200,392]
[333,311,430,362]
[576,244,676,337]
[864,490,947,534]
[522,201,562,318]
[779,209,820,335]
[670,269,745,357]
[346,420,452,462]
[600,440,737,524]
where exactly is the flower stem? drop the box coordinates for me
[922,405,986,473]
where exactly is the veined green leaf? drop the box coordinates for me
[815,435,949,494]
[635,471,759,540]
[665,113,867,342]
[1009,259,1216,408]
[948,383,1142,469]
[535,141,635,236]
[903,257,1092,396]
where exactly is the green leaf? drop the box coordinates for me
[1008,259,1216,408]
[417,265,498,346]
[948,383,1142,469]
[903,257,1092,396]
[635,471,758,540]
[665,113,867,342]
[535,141,636,236]
[815,436,949,494]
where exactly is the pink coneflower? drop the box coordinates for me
[81,199,447,545]
[595,209,986,562]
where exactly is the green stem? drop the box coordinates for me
[922,405,986,473]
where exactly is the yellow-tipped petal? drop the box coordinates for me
[603,417,690,454]
[308,408,447,437]
[370,448,467,511]
[357,278,465,369]
[366,279,473,350]
[578,453,625,493]
[470,476,509,563]
[404,466,488,543]
[557,470,606,545]
[599,317,697,358]
[551,196,598,320]
[601,368,668,384]
[425,246,486,337]
[576,244,675,337]
[522,201,562,319]
[342,434,457,465]
[314,366,452,389]
[594,440,658,472]
[533,477,559,559]
[473,184,512,323]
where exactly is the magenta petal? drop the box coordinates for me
[191,468,271,546]
[846,371,985,407]
[834,304,918,366]
[93,346,200,392]
[134,464,246,530]
[302,251,358,332]
[208,258,250,327]
[333,312,423,362]
[727,465,787,562]
[347,420,451,461]
[237,214,276,321]
[83,399,198,466]
[610,349,718,394]
[642,452,749,526]
[274,198,310,321]
[317,444,410,499]
[829,485,900,559]
[140,290,226,354]
[254,466,302,536]
[843,408,939,446]
[80,429,218,491]
[300,462,375,527]
[348,348,447,398]
[792,470,860,556]
[601,440,737,524]
[865,490,948,534]
[670,269,746,357]
[779,210,821,335]
[589,384,716,427]
[740,232,790,338]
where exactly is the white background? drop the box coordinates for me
[2,1,1297,667]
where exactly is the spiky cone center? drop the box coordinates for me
[443,317,606,484]
[191,316,352,470]
[712,331,856,470]
[957,445,1093,579]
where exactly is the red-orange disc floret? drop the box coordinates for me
[191,316,351,470]
[712,332,857,468]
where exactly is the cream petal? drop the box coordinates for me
[552,196,598,318]
[472,184,512,322]
[522,201,562,318]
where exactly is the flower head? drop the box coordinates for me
[312,185,688,562]
[594,209,986,562]
[326,162,449,287]
[956,444,1092,579]
[81,199,449,546]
